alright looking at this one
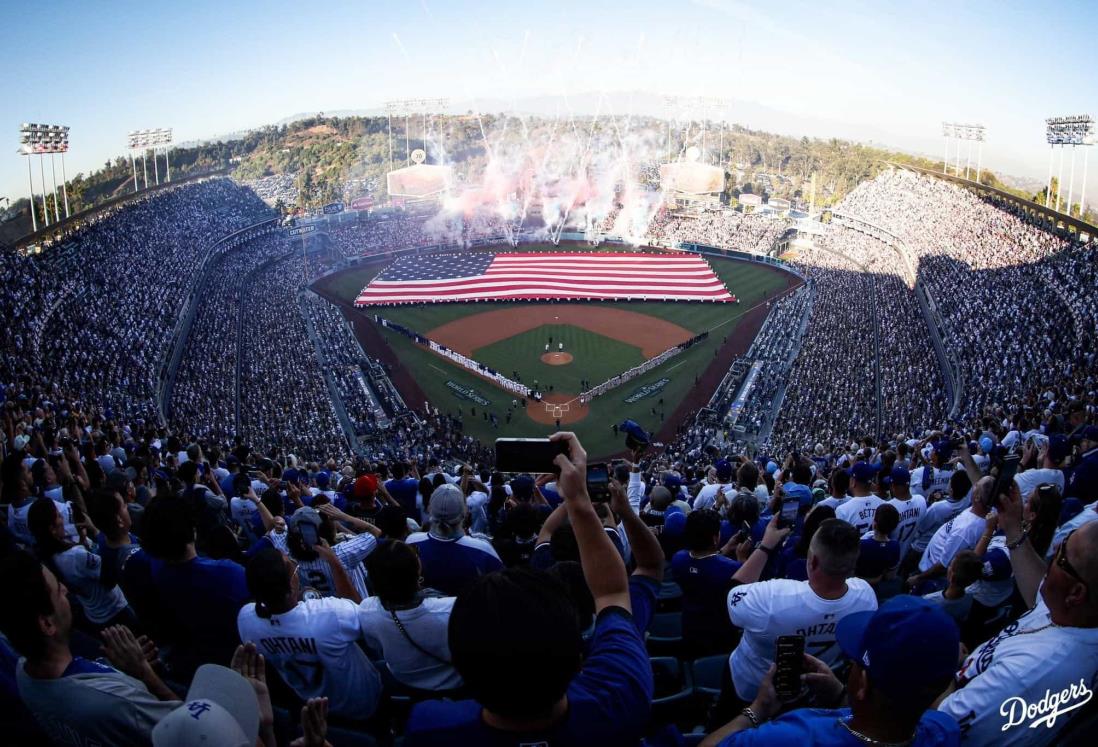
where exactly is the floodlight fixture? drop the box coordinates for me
[18,122,73,229]
[1044,115,1094,214]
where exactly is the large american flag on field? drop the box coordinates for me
[354,252,736,306]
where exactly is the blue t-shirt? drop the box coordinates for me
[129,552,249,677]
[385,477,421,516]
[856,538,901,579]
[404,607,653,746]
[721,707,959,746]
[671,550,741,644]
[628,575,658,635]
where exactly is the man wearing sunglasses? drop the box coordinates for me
[937,482,1098,745]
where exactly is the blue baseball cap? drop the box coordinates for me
[663,506,687,538]
[315,472,330,489]
[850,461,878,484]
[980,548,1012,582]
[1082,425,1098,442]
[889,465,910,486]
[836,596,959,699]
[1047,434,1070,462]
[783,482,813,507]
[765,460,779,475]
[283,468,299,483]
[978,435,995,454]
[715,459,734,481]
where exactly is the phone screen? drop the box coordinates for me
[990,454,1021,509]
[779,499,800,528]
[495,438,567,473]
[586,462,610,502]
[774,635,805,699]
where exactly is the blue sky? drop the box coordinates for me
[3,0,1097,203]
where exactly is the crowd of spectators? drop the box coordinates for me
[2,167,1098,746]
[647,209,788,255]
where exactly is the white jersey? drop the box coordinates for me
[919,508,984,573]
[912,493,971,553]
[230,497,259,530]
[53,544,129,624]
[7,498,78,546]
[294,533,376,599]
[835,495,884,535]
[939,595,1098,745]
[359,596,462,691]
[886,494,928,558]
[238,597,382,719]
[727,578,878,700]
[910,465,955,499]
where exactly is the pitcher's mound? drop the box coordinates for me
[527,393,590,425]
[541,352,573,366]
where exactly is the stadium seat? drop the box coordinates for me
[646,611,684,658]
[649,656,695,728]
[690,654,727,698]
[656,580,684,612]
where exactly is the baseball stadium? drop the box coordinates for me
[2,2,1098,746]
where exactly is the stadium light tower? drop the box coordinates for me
[18,123,71,229]
[1044,116,1094,215]
[941,122,953,175]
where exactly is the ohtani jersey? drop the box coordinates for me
[886,494,928,558]
[237,597,382,719]
[835,495,884,535]
[294,533,376,599]
[727,578,878,700]
[939,595,1098,745]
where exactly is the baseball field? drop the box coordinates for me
[314,245,797,458]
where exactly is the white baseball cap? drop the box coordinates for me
[152,664,259,747]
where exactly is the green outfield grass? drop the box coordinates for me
[329,245,789,457]
[473,325,645,394]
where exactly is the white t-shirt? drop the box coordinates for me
[238,597,382,719]
[7,498,78,546]
[816,495,850,511]
[886,494,928,558]
[939,595,1098,745]
[727,578,878,700]
[1013,468,1065,502]
[919,508,984,572]
[835,495,884,535]
[53,545,129,624]
[912,493,971,553]
[693,482,733,512]
[294,533,377,599]
[359,596,462,691]
[1046,501,1097,560]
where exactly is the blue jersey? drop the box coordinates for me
[671,550,741,644]
[720,707,959,746]
[405,607,652,747]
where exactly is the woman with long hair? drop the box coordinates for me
[360,540,463,697]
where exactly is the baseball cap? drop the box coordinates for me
[1047,434,1070,463]
[765,460,779,475]
[429,483,466,526]
[1081,425,1098,442]
[978,435,995,454]
[783,482,813,507]
[836,596,959,700]
[315,472,330,489]
[979,548,1013,582]
[353,474,378,500]
[889,465,911,486]
[288,506,322,534]
[282,468,299,484]
[715,459,734,481]
[13,434,30,451]
[850,461,878,484]
[152,664,259,747]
